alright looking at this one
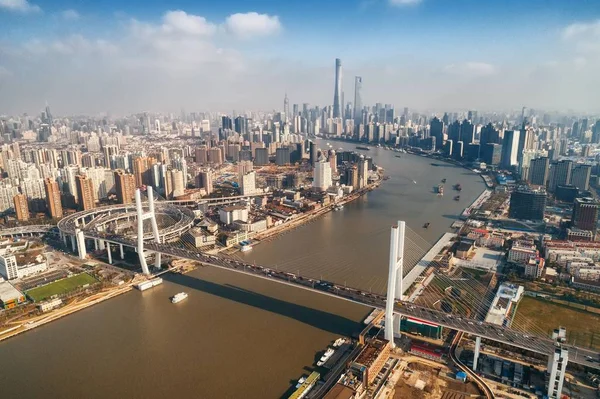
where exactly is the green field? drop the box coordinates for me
[514,296,600,350]
[26,273,98,302]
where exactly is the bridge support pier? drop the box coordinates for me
[106,242,112,264]
[75,229,87,260]
[94,239,98,251]
[473,336,481,371]
[98,240,105,251]
[135,186,162,275]
[385,220,405,347]
[70,234,77,252]
[119,244,124,260]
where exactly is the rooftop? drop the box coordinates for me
[0,281,24,302]
[355,338,389,368]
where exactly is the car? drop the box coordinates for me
[468,321,473,325]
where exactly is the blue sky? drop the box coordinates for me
[1,0,600,115]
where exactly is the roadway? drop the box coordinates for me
[70,229,600,371]
[450,332,494,399]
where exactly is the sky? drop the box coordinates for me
[1,0,600,116]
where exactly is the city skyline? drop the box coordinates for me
[0,1,600,115]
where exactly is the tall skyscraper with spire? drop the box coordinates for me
[283,93,290,122]
[353,76,362,121]
[332,58,342,119]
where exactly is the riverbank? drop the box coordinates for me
[0,282,135,342]
[241,179,382,249]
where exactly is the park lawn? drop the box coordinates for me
[514,296,600,351]
[26,273,97,302]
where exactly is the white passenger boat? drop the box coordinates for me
[171,292,188,303]
[317,348,335,366]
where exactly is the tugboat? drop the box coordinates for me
[454,195,460,201]
[423,222,430,229]
[441,178,447,183]
[455,183,462,191]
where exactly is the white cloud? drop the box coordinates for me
[0,0,40,13]
[443,62,496,76]
[224,12,282,39]
[389,0,422,6]
[562,19,600,40]
[61,9,79,20]
[161,10,216,36]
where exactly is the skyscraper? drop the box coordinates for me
[283,93,290,122]
[44,178,63,219]
[313,161,332,191]
[570,164,592,191]
[548,160,573,193]
[509,186,547,221]
[429,117,444,150]
[353,76,362,121]
[332,58,342,118]
[500,130,520,169]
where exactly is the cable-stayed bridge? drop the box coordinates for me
[56,187,600,371]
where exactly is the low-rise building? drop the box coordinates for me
[0,281,25,309]
[524,256,545,278]
[184,228,217,248]
[0,254,18,280]
[485,283,524,327]
[508,241,538,264]
[37,298,63,312]
[218,204,249,225]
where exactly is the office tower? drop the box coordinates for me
[465,144,480,162]
[443,140,453,158]
[572,197,599,232]
[508,186,547,221]
[234,116,247,136]
[592,121,600,144]
[309,141,318,166]
[460,119,474,144]
[452,141,464,160]
[222,116,233,130]
[500,130,520,169]
[312,161,332,191]
[480,123,500,148]
[114,170,135,204]
[448,120,461,143]
[44,178,63,219]
[548,160,573,192]
[555,185,579,203]
[254,148,269,166]
[570,164,591,191]
[346,165,359,189]
[332,58,342,118]
[76,174,95,211]
[196,170,213,195]
[353,77,362,121]
[429,117,444,150]
[283,93,290,121]
[208,147,223,165]
[275,147,291,165]
[527,157,549,186]
[13,194,29,221]
[240,171,257,195]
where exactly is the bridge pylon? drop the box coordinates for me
[385,221,405,347]
[135,186,162,275]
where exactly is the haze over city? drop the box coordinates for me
[1,0,600,115]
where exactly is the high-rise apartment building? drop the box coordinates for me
[332,58,342,119]
[133,156,155,188]
[572,197,599,232]
[114,169,135,204]
[196,170,213,195]
[44,178,63,219]
[13,194,29,221]
[254,148,269,166]
[76,174,95,211]
[240,171,257,195]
